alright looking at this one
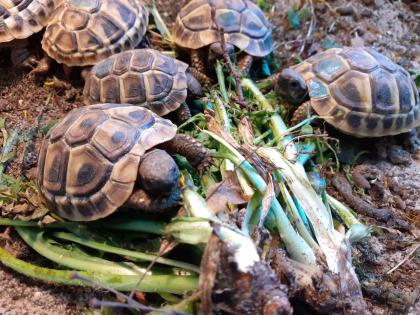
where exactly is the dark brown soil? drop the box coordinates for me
[0,0,419,314]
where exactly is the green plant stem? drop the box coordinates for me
[16,227,143,275]
[53,231,200,273]
[326,194,362,228]
[215,61,229,102]
[0,218,165,235]
[0,247,198,293]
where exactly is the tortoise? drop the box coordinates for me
[33,0,149,74]
[37,103,208,221]
[83,49,203,123]
[0,0,62,66]
[173,0,272,86]
[275,47,420,137]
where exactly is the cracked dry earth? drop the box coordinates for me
[0,0,419,314]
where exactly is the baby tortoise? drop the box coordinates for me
[34,0,148,74]
[0,0,61,66]
[275,47,420,137]
[173,0,272,86]
[83,49,203,123]
[37,104,208,221]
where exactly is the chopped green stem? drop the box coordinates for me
[215,61,229,102]
[16,227,144,275]
[0,218,165,235]
[241,78,297,159]
[270,198,317,266]
[150,2,173,41]
[0,247,198,293]
[242,192,262,235]
[326,194,362,228]
[52,231,200,273]
[278,181,320,253]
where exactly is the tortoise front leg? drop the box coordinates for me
[290,101,314,126]
[124,187,182,212]
[190,49,212,88]
[30,55,53,76]
[172,102,192,124]
[237,54,253,75]
[158,134,210,169]
[186,71,203,97]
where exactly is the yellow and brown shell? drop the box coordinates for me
[83,49,188,117]
[173,0,272,57]
[0,0,61,43]
[37,104,177,221]
[293,47,420,137]
[41,0,148,67]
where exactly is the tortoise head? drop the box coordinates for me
[208,42,235,63]
[138,149,180,196]
[275,68,309,106]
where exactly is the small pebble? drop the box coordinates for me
[336,5,356,16]
[393,195,406,210]
[362,0,375,5]
[360,8,373,18]
[410,3,420,12]
[352,170,371,190]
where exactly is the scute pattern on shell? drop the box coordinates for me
[41,0,148,66]
[83,49,189,116]
[37,104,177,221]
[292,47,420,137]
[173,0,272,57]
[0,0,61,43]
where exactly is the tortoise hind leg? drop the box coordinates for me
[164,103,191,124]
[158,134,210,169]
[237,54,253,75]
[173,103,192,124]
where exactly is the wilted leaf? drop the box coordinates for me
[207,171,250,213]
[260,175,275,226]
[238,117,255,145]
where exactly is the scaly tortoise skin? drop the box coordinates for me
[83,49,198,118]
[276,47,420,137]
[37,104,208,221]
[41,0,148,67]
[0,0,61,43]
[172,0,272,84]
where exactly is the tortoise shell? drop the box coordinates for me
[83,49,189,117]
[37,103,177,221]
[0,0,61,43]
[173,0,272,57]
[41,0,148,67]
[292,47,420,137]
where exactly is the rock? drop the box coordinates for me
[361,8,373,17]
[336,5,356,16]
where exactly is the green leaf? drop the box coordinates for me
[287,9,301,30]
[322,37,342,49]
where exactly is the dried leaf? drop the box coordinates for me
[260,175,275,226]
[238,117,255,145]
[207,171,250,213]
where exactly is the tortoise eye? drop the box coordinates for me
[290,81,299,88]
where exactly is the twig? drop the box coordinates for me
[298,0,316,56]
[128,239,175,300]
[71,272,161,312]
[211,6,246,107]
[386,244,419,275]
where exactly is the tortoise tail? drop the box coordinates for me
[158,134,211,169]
